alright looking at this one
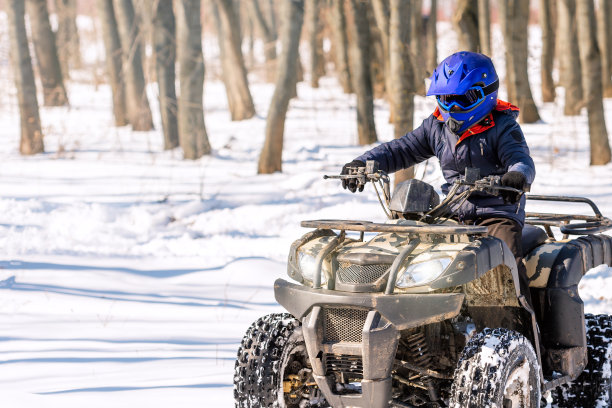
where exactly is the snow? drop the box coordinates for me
[0,16,611,408]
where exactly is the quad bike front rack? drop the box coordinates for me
[525,195,612,237]
[300,220,489,236]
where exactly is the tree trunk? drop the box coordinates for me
[411,0,426,94]
[26,0,68,106]
[152,0,178,149]
[540,0,556,102]
[176,0,210,159]
[576,0,611,165]
[372,0,393,108]
[345,0,377,145]
[390,0,415,185]
[113,0,154,131]
[499,0,540,123]
[134,0,154,81]
[248,0,277,82]
[54,0,81,75]
[257,0,304,174]
[454,0,479,52]
[368,5,387,99]
[329,0,352,93]
[212,0,256,121]
[240,6,256,69]
[97,0,128,126]
[263,0,278,37]
[557,0,583,115]
[498,1,515,102]
[7,0,44,155]
[597,0,612,97]
[307,0,325,87]
[426,0,437,73]
[477,0,490,55]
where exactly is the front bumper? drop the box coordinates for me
[274,279,464,408]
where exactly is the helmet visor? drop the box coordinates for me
[436,86,485,111]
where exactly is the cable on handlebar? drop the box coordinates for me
[372,179,392,219]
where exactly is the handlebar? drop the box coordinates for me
[325,160,392,218]
[326,163,526,222]
[456,175,525,199]
[326,163,611,236]
[324,160,388,185]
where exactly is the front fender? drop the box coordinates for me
[274,278,464,330]
[397,236,521,297]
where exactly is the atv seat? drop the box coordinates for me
[521,224,548,257]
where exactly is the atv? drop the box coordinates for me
[233,161,612,408]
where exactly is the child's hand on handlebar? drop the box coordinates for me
[500,171,527,203]
[340,160,365,193]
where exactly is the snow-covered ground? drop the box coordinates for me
[0,18,611,408]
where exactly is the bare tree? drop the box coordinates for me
[98,0,128,126]
[153,0,178,149]
[212,0,256,120]
[176,0,210,159]
[247,0,277,82]
[411,0,426,94]
[576,0,611,165]
[477,0,490,55]
[597,0,612,97]
[26,0,69,106]
[454,0,479,52]
[390,0,415,184]
[307,0,325,87]
[113,0,154,130]
[426,0,437,72]
[240,5,256,69]
[372,0,392,110]
[7,0,44,154]
[499,0,540,123]
[329,0,351,93]
[54,0,82,75]
[258,0,304,174]
[134,0,154,76]
[368,6,387,99]
[261,0,278,37]
[540,0,556,102]
[345,0,377,145]
[557,0,582,115]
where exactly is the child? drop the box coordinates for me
[342,51,535,303]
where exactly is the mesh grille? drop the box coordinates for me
[324,354,363,377]
[337,262,390,284]
[323,307,369,343]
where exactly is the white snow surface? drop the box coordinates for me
[0,19,611,408]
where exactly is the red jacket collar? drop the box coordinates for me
[433,99,519,144]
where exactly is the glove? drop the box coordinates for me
[500,171,527,203]
[341,160,365,193]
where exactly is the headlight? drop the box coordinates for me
[395,255,452,288]
[298,251,328,285]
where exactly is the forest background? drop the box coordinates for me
[0,0,611,406]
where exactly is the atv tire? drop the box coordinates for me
[233,313,327,408]
[448,327,541,408]
[552,314,612,408]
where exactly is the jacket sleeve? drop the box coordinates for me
[495,120,536,185]
[354,117,436,173]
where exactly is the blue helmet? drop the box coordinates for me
[427,51,499,134]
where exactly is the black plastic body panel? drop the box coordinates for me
[389,179,439,214]
[531,234,612,351]
[274,278,464,330]
[426,236,520,297]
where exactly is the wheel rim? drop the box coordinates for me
[502,357,534,408]
[280,343,322,408]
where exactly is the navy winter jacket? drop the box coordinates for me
[356,101,536,226]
